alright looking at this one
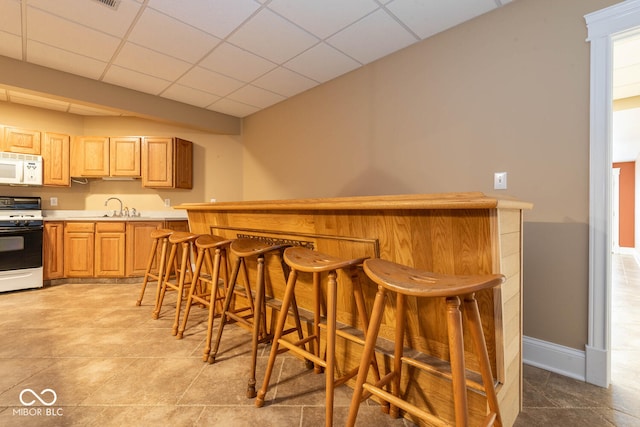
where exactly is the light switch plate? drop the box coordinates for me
[494,172,507,190]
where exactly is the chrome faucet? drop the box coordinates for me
[104,197,123,217]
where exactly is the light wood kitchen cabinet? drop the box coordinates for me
[71,136,142,178]
[125,221,163,277]
[142,137,192,189]
[95,222,126,277]
[42,132,70,187]
[1,126,41,154]
[43,222,65,280]
[164,219,189,232]
[71,136,109,177]
[110,137,141,177]
[63,222,95,277]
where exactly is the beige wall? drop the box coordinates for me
[242,0,622,350]
[0,103,243,212]
[0,0,622,351]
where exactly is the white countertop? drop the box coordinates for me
[43,210,188,221]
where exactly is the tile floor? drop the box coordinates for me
[0,255,638,426]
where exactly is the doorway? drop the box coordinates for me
[586,0,640,388]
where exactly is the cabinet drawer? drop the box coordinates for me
[65,222,95,232]
[96,222,125,232]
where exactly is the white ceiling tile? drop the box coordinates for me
[0,32,22,60]
[102,65,171,95]
[227,84,285,109]
[228,8,318,64]
[27,0,142,37]
[252,67,317,97]
[327,9,416,64]
[200,42,277,82]
[208,98,259,118]
[27,8,121,62]
[386,0,497,40]
[268,0,379,39]
[0,0,22,36]
[27,40,107,79]
[148,0,260,38]
[129,8,221,63]
[1,0,543,119]
[161,84,221,108]
[113,42,192,81]
[177,66,245,97]
[284,42,361,83]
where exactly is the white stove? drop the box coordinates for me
[0,196,44,292]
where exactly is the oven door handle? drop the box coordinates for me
[0,226,43,233]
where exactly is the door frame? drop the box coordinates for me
[585,0,640,387]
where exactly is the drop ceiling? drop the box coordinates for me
[0,0,514,119]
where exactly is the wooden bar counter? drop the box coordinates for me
[177,192,532,426]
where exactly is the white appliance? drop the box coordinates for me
[0,152,43,185]
[0,196,43,292]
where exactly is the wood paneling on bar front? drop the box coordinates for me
[178,192,531,427]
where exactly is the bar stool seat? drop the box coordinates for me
[346,258,505,427]
[176,234,233,362]
[256,247,383,427]
[209,238,307,399]
[153,231,200,336]
[135,228,173,307]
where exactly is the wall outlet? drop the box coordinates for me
[164,198,171,207]
[50,197,58,206]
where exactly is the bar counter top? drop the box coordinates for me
[176,191,532,212]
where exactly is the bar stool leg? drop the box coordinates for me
[390,292,406,419]
[248,255,266,398]
[464,293,502,427]
[172,241,192,336]
[322,270,337,426]
[152,238,169,310]
[136,236,159,306]
[153,243,178,320]
[346,285,387,427]
[176,245,207,339]
[201,248,225,361]
[312,271,323,373]
[447,296,468,427]
[255,269,298,408]
[209,257,243,363]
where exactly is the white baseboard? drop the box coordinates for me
[522,336,586,381]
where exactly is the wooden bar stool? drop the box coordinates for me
[209,238,307,399]
[176,234,233,362]
[346,258,505,427]
[135,228,172,307]
[153,231,200,336]
[255,247,383,427]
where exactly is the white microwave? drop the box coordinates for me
[0,152,43,185]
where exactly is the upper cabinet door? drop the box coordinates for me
[1,127,41,154]
[174,138,193,189]
[42,132,70,187]
[71,136,109,177]
[110,137,141,177]
[142,137,173,188]
[141,137,193,189]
